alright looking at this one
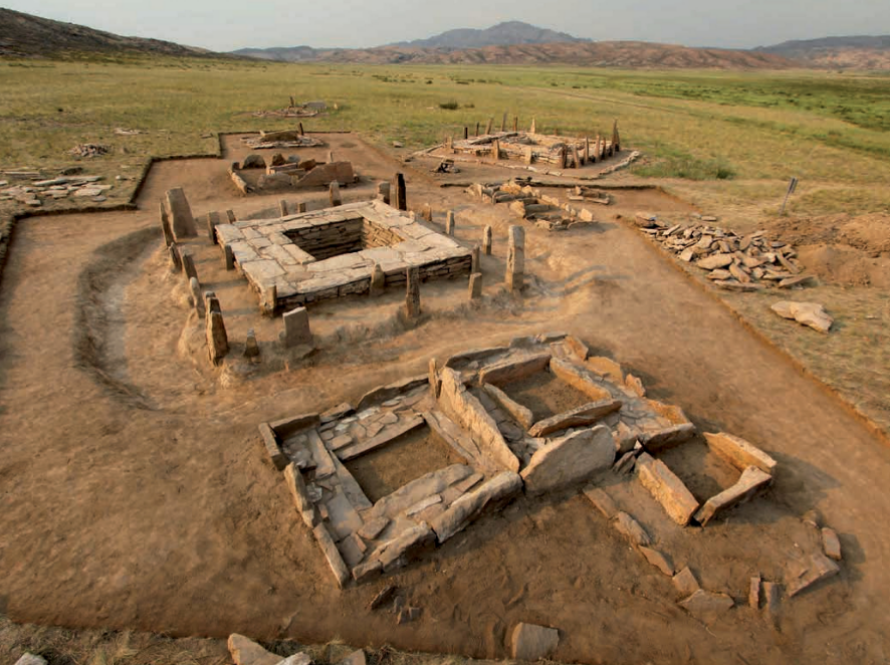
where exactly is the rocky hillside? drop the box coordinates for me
[308,41,797,69]
[0,7,222,59]
[388,20,588,49]
[757,35,890,69]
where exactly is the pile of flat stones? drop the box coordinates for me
[467,180,596,231]
[635,213,813,291]
[69,143,109,158]
[0,174,111,207]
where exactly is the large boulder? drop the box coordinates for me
[771,301,833,333]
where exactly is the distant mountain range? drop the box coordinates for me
[756,35,890,70]
[2,9,889,71]
[387,21,589,49]
[0,7,219,59]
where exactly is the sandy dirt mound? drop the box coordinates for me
[767,213,890,287]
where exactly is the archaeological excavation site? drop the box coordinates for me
[0,112,885,666]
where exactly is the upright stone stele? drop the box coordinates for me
[159,202,174,247]
[486,117,493,134]
[165,187,197,239]
[225,210,236,223]
[524,146,534,165]
[392,172,407,211]
[169,243,182,271]
[224,244,235,270]
[189,277,205,318]
[491,139,500,161]
[279,200,289,217]
[181,251,198,282]
[557,146,567,170]
[329,182,342,207]
[206,211,221,243]
[327,150,335,163]
[283,307,313,348]
[243,328,260,359]
[471,245,480,273]
[445,210,455,236]
[506,225,525,292]
[376,182,390,205]
[370,263,385,296]
[483,225,493,255]
[571,145,581,170]
[404,267,421,320]
[612,119,620,153]
[296,202,307,213]
[584,137,591,164]
[206,309,228,366]
[469,272,483,300]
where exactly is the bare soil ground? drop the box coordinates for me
[1,134,890,664]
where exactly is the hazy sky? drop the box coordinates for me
[5,0,889,51]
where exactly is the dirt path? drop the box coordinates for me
[0,137,888,663]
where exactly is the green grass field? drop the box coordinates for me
[1,58,889,207]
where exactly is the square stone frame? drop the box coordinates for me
[215,200,473,314]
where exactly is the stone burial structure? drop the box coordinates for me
[214,199,473,315]
[466,180,597,232]
[258,332,769,587]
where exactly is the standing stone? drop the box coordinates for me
[327,150,334,163]
[444,135,453,152]
[612,119,620,152]
[204,291,220,314]
[181,251,198,282]
[530,118,536,133]
[298,122,304,136]
[243,328,260,358]
[189,277,205,317]
[225,209,236,223]
[483,225,493,255]
[329,181,342,207]
[584,137,590,164]
[377,181,390,205]
[405,267,421,319]
[206,309,228,365]
[463,126,468,139]
[422,204,433,222]
[486,117,493,134]
[513,116,518,131]
[429,358,440,398]
[206,211,221,243]
[224,244,235,270]
[571,145,581,169]
[370,263,385,296]
[279,199,289,216]
[557,146,567,170]
[471,245,480,273]
[160,202,174,247]
[283,307,312,348]
[445,210,455,235]
[524,146,534,165]
[597,134,604,160]
[469,272,483,300]
[169,243,182,271]
[475,121,480,136]
[501,111,507,131]
[296,201,307,213]
[392,172,407,211]
[261,285,277,316]
[491,139,500,160]
[506,225,525,292]
[165,187,197,239]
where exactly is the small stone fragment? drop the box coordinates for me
[679,589,734,625]
[244,329,260,358]
[822,527,842,561]
[340,649,366,665]
[749,575,762,608]
[583,486,618,519]
[639,546,674,576]
[14,654,47,666]
[612,511,650,547]
[228,633,283,666]
[786,551,840,597]
[672,567,700,596]
[763,581,781,616]
[511,622,560,662]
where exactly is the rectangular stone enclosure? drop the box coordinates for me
[215,200,473,313]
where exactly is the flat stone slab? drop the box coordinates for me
[771,300,833,333]
[637,453,700,526]
[528,398,622,437]
[695,466,772,526]
[786,551,840,597]
[478,351,551,386]
[511,622,560,662]
[521,425,616,495]
[704,432,777,474]
[679,589,734,625]
[612,511,650,548]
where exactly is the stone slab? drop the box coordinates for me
[313,522,351,587]
[478,352,551,386]
[336,414,425,461]
[521,426,616,495]
[528,399,622,437]
[637,453,700,526]
[704,432,777,474]
[511,623,560,662]
[228,634,282,666]
[429,471,523,543]
[694,466,772,526]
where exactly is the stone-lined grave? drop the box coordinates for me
[215,199,473,314]
[257,333,818,590]
[466,180,597,231]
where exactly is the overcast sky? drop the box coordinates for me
[5,0,889,51]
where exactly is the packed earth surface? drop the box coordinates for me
[1,132,890,664]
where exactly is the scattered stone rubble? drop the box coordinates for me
[0,174,111,207]
[771,301,833,333]
[69,143,109,158]
[466,179,597,231]
[635,215,815,292]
